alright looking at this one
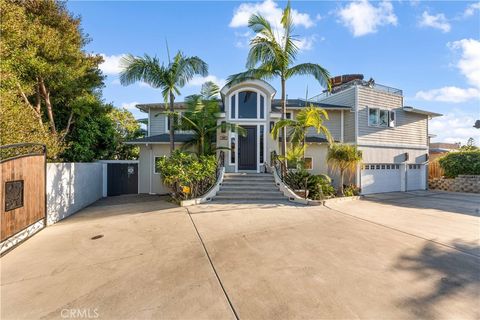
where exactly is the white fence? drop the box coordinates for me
[47,163,104,225]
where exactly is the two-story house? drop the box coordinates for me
[127,75,441,195]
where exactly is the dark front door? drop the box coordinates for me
[238,125,257,171]
[107,163,138,196]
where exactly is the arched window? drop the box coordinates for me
[229,90,265,120]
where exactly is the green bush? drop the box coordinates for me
[156,151,217,201]
[284,169,310,190]
[308,174,335,200]
[438,151,480,178]
[343,185,360,197]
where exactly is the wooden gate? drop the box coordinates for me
[0,143,46,247]
[107,163,138,196]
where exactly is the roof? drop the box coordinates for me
[403,106,442,117]
[279,136,332,143]
[125,134,194,144]
[272,99,350,110]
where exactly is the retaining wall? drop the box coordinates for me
[428,175,480,194]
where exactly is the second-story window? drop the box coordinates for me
[368,107,395,128]
[229,90,266,120]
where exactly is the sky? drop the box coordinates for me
[66,0,480,145]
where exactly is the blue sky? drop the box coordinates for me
[67,0,480,145]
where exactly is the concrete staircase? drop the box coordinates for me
[213,173,288,203]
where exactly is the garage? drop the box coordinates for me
[406,164,424,191]
[361,164,401,195]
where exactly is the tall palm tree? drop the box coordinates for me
[226,1,331,158]
[327,144,362,196]
[271,105,333,160]
[178,82,246,156]
[120,52,208,153]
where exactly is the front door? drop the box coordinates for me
[238,125,257,171]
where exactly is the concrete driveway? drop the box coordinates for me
[1,192,479,319]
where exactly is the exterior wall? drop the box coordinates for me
[343,111,356,143]
[357,87,428,146]
[46,163,103,225]
[149,110,168,135]
[306,110,342,141]
[429,175,480,193]
[358,146,428,164]
[138,144,173,194]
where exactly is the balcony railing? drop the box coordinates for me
[310,79,403,102]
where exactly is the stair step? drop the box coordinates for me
[214,195,287,200]
[221,185,279,191]
[217,190,282,196]
[223,177,275,183]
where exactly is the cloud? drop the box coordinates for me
[419,11,451,33]
[415,87,479,103]
[230,0,315,29]
[415,39,480,103]
[188,75,226,88]
[448,39,480,88]
[99,54,126,75]
[464,2,480,17]
[336,0,398,37]
[230,0,318,51]
[120,101,140,111]
[429,110,480,145]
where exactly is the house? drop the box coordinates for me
[429,142,460,161]
[126,75,442,195]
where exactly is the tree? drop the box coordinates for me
[177,82,246,156]
[459,137,478,151]
[107,107,143,159]
[226,1,330,159]
[271,105,332,163]
[120,52,208,153]
[327,144,362,196]
[1,0,107,159]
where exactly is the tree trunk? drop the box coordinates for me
[281,77,287,159]
[16,82,44,129]
[39,79,57,135]
[199,135,204,156]
[169,91,175,153]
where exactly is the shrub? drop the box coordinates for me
[157,151,217,201]
[343,185,360,197]
[284,169,310,190]
[438,151,480,178]
[307,174,335,200]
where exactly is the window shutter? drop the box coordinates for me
[389,110,395,127]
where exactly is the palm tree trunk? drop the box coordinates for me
[169,92,175,153]
[281,77,287,159]
[199,135,204,156]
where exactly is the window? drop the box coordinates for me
[230,95,236,119]
[368,107,395,128]
[154,156,162,174]
[304,157,313,170]
[230,136,236,164]
[286,112,292,119]
[260,125,264,163]
[260,95,265,119]
[238,91,257,118]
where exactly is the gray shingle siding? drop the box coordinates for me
[357,87,427,146]
[150,111,167,136]
[306,110,342,141]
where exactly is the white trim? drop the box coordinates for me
[149,146,153,194]
[228,131,237,166]
[367,106,395,128]
[232,122,268,173]
[357,142,429,149]
[148,108,151,136]
[305,157,313,170]
[153,156,162,174]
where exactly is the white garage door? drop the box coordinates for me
[407,164,424,191]
[361,164,401,195]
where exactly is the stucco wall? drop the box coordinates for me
[47,163,103,225]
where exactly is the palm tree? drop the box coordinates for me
[226,1,331,159]
[120,52,208,153]
[178,82,246,156]
[271,105,333,161]
[327,144,363,196]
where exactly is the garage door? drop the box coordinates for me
[407,164,424,191]
[361,164,401,195]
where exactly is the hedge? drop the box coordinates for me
[438,151,480,178]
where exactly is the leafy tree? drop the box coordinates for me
[120,52,208,153]
[177,82,246,156]
[107,107,143,159]
[271,105,332,163]
[459,137,478,151]
[439,151,480,178]
[327,144,363,196]
[227,1,331,159]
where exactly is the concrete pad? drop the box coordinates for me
[1,196,234,320]
[329,191,480,256]
[191,199,479,319]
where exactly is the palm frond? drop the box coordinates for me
[271,119,297,140]
[119,54,165,88]
[286,63,331,90]
[226,67,276,87]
